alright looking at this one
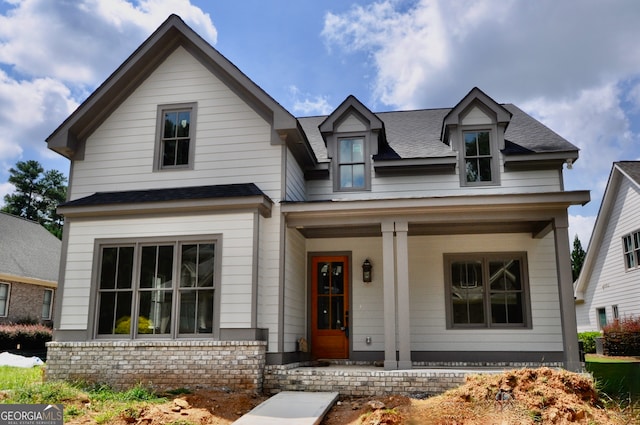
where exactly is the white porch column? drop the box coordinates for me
[381,220,397,370]
[553,214,581,372]
[395,221,412,369]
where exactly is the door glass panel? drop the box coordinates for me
[318,262,330,294]
[316,261,346,330]
[332,297,344,329]
[317,296,330,330]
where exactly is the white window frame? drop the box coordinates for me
[42,288,54,320]
[153,102,197,171]
[622,230,640,271]
[0,282,9,317]
[461,129,498,186]
[336,136,368,191]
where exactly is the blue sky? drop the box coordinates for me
[1,0,640,247]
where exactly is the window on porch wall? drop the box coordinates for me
[445,253,529,328]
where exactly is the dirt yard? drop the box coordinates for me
[65,367,637,425]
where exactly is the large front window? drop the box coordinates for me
[338,137,366,190]
[464,130,493,184]
[445,253,530,328]
[96,238,217,338]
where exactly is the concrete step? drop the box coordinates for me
[232,391,339,425]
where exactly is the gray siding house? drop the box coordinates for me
[575,161,640,331]
[45,15,589,391]
[0,212,59,324]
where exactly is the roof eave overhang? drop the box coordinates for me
[373,156,457,175]
[0,272,58,288]
[503,151,579,170]
[58,195,273,219]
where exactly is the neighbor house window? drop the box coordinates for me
[95,237,218,338]
[597,307,607,329]
[622,230,640,270]
[0,283,9,317]
[445,253,530,328]
[154,103,197,170]
[463,130,494,184]
[42,289,54,320]
[338,137,366,190]
[612,305,619,320]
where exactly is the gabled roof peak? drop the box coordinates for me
[319,95,384,135]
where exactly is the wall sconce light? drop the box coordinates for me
[362,258,372,283]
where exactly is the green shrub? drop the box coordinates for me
[578,331,601,354]
[603,316,640,356]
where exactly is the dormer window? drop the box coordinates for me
[338,137,366,190]
[464,130,493,183]
[441,88,512,188]
[319,95,383,193]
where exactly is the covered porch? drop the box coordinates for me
[281,191,589,373]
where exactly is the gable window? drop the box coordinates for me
[42,289,54,320]
[338,137,366,190]
[463,130,493,184]
[154,103,197,170]
[622,230,640,270]
[444,253,530,328]
[95,236,219,338]
[0,283,8,317]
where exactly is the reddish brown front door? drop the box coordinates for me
[311,256,349,359]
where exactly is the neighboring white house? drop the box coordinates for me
[44,15,589,391]
[575,161,640,332]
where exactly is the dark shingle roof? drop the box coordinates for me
[298,103,577,161]
[616,161,640,185]
[61,183,266,208]
[0,212,61,283]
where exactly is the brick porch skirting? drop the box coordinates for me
[45,341,267,392]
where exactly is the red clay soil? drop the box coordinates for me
[65,367,637,425]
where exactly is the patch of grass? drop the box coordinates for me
[0,365,44,389]
[586,354,640,363]
[0,367,166,424]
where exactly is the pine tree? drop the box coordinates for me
[571,235,586,281]
[2,160,67,238]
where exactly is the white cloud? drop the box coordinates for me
[0,0,217,86]
[0,0,216,192]
[569,214,597,249]
[0,69,77,166]
[289,86,333,116]
[0,182,14,207]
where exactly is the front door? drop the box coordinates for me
[311,256,349,359]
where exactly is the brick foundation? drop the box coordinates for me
[45,340,267,392]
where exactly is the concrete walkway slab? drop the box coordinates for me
[232,391,339,425]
